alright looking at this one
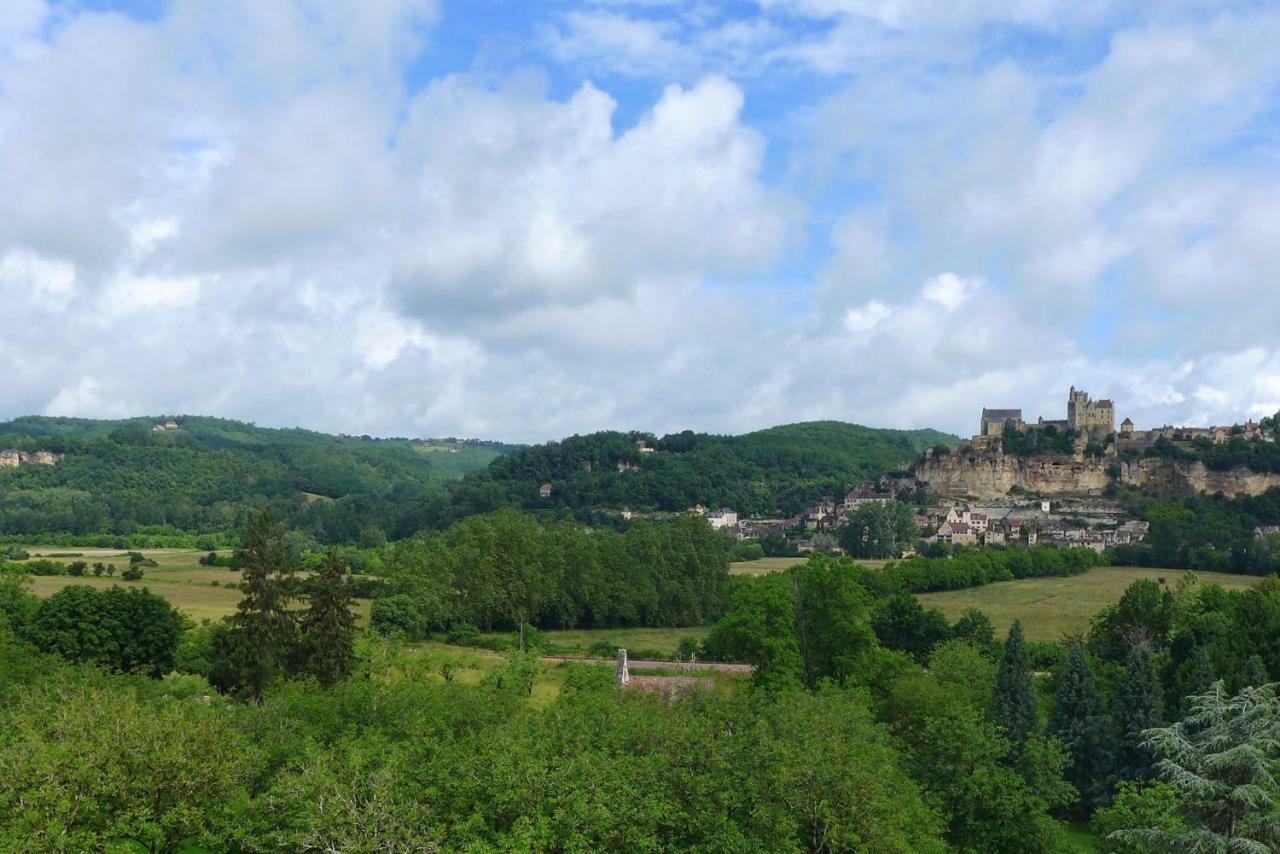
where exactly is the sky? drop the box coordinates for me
[2,0,1279,442]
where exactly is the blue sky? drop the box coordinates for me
[2,0,1280,441]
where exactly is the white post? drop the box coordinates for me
[616,648,630,686]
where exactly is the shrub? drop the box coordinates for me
[369,594,428,640]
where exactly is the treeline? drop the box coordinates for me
[1140,433,1280,473]
[1113,487,1280,574]
[374,509,730,635]
[863,546,1106,595]
[412,421,953,529]
[0,415,507,545]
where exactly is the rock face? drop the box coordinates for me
[915,448,1280,499]
[0,450,63,469]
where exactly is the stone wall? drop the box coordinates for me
[915,447,1280,500]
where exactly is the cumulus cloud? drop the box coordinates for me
[0,0,1277,443]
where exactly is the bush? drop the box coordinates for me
[445,622,485,647]
[370,594,428,641]
[121,566,145,581]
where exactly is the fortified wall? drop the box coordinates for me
[0,450,63,469]
[915,446,1280,500]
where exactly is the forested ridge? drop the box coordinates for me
[0,416,956,543]
[422,420,956,527]
[0,416,512,545]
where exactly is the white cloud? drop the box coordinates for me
[0,0,1278,445]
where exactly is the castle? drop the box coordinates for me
[979,387,1114,441]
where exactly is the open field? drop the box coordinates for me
[917,566,1259,642]
[535,626,710,657]
[729,556,891,575]
[15,546,371,625]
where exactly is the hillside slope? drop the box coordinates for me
[0,416,512,544]
[429,421,957,525]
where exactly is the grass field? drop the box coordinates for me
[729,556,893,575]
[917,566,1259,642]
[535,626,710,657]
[15,546,372,625]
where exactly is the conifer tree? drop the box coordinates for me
[1180,644,1215,716]
[992,620,1037,756]
[1111,682,1280,852]
[209,511,299,700]
[299,551,357,687]
[1050,643,1110,811]
[1242,654,1268,689]
[1112,645,1163,783]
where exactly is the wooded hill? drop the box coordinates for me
[422,421,957,528]
[0,416,513,545]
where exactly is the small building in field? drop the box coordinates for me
[538,483,553,498]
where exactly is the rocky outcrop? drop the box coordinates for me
[0,450,63,469]
[915,447,1280,499]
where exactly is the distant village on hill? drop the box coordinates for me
[673,387,1280,559]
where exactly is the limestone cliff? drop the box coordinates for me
[0,450,64,468]
[915,447,1280,499]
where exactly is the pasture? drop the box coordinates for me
[916,566,1259,642]
[15,546,371,624]
[729,555,891,575]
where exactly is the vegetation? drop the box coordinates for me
[377,508,730,634]
[419,421,954,527]
[5,508,1280,850]
[1111,487,1280,574]
[0,415,511,546]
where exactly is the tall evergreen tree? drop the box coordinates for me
[209,511,299,700]
[299,551,358,687]
[992,620,1037,756]
[1241,654,1269,689]
[1050,643,1110,811]
[1111,682,1280,852]
[1112,645,1163,783]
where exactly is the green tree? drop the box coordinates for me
[952,607,997,655]
[297,552,357,687]
[26,585,183,676]
[1050,643,1110,811]
[1112,645,1164,783]
[1111,682,1280,852]
[839,500,918,558]
[702,574,802,689]
[872,593,952,663]
[209,512,299,700]
[909,705,1068,852]
[1092,781,1185,854]
[992,620,1037,756]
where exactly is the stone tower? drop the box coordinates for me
[1066,386,1114,435]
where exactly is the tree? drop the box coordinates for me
[702,574,802,689]
[298,552,357,687]
[839,500,918,559]
[1112,645,1164,784]
[66,561,86,577]
[872,593,952,663]
[1050,643,1110,811]
[1092,781,1185,854]
[1111,682,1280,852]
[992,620,1037,756]
[26,585,183,676]
[210,512,299,700]
[1241,654,1268,689]
[952,608,997,655]
[908,705,1068,852]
